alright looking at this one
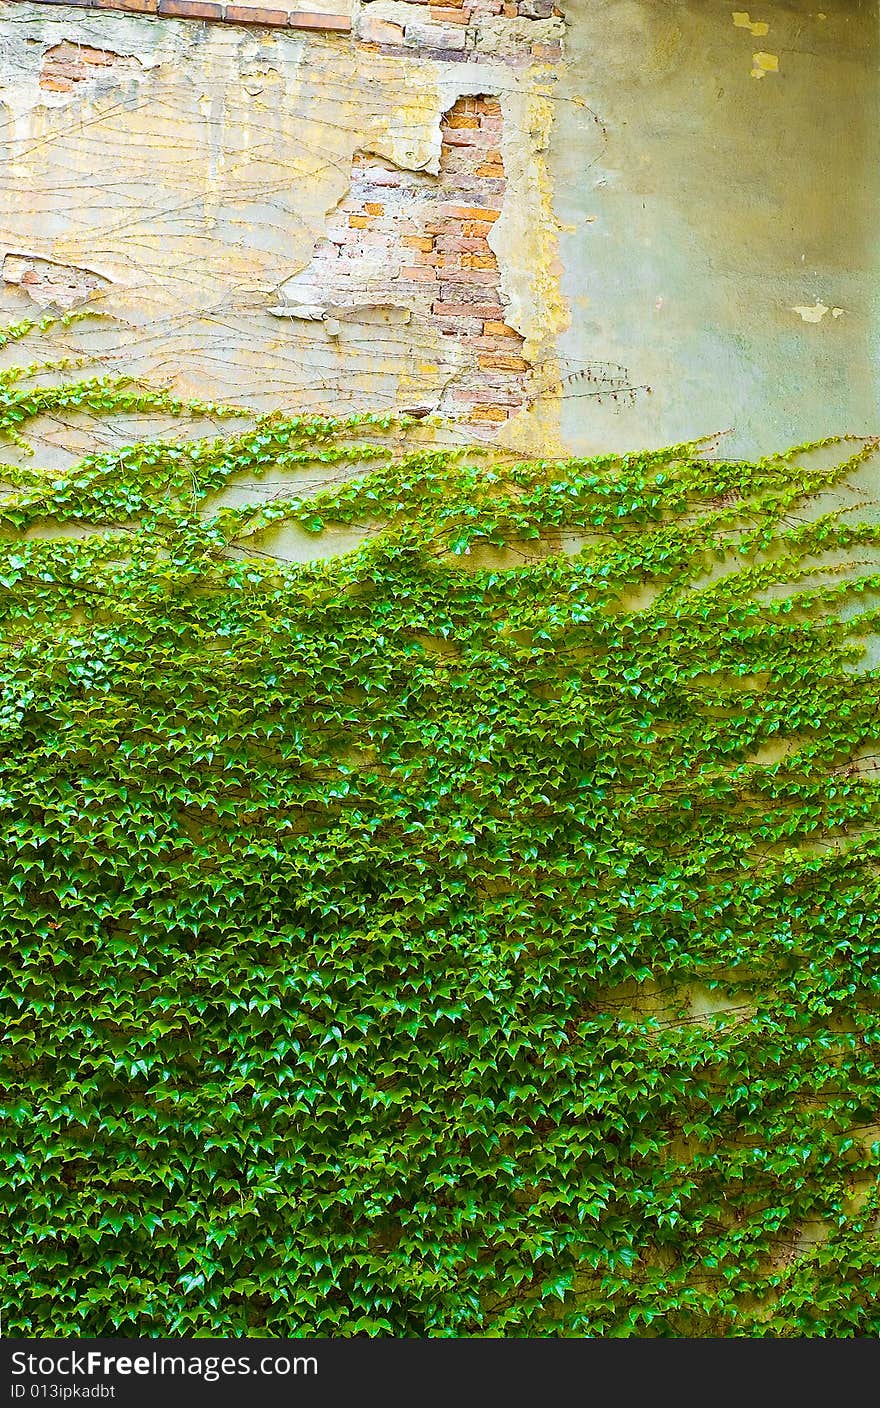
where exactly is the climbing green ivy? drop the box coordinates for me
[2,329,880,1337]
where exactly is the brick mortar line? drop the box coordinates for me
[7,0,352,31]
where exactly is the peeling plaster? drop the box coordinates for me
[791,302,845,323]
[732,11,769,37]
[0,4,571,440]
[750,49,778,77]
[0,6,563,427]
[2,251,112,308]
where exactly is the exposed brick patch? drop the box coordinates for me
[2,253,111,309]
[15,0,562,45]
[17,2,352,31]
[274,95,532,435]
[354,0,565,64]
[39,39,141,91]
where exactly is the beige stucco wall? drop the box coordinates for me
[549,0,879,457]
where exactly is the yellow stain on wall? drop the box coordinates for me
[751,51,779,78]
[732,11,770,36]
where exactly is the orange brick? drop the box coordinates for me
[79,46,117,65]
[483,320,520,338]
[364,201,384,215]
[469,406,509,423]
[445,113,481,127]
[479,353,531,372]
[476,160,504,177]
[39,75,75,91]
[474,97,502,115]
[431,5,469,20]
[402,236,434,251]
[461,253,497,269]
[348,215,371,228]
[462,221,494,238]
[441,205,500,221]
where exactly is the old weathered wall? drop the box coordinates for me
[0,0,567,450]
[548,0,879,457]
[0,0,876,456]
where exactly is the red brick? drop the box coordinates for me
[158,0,223,16]
[432,301,506,318]
[398,266,437,282]
[434,236,489,253]
[93,0,159,10]
[225,5,289,23]
[288,10,352,29]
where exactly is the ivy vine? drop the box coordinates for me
[2,325,880,1336]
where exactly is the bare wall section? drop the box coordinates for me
[548,0,879,456]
